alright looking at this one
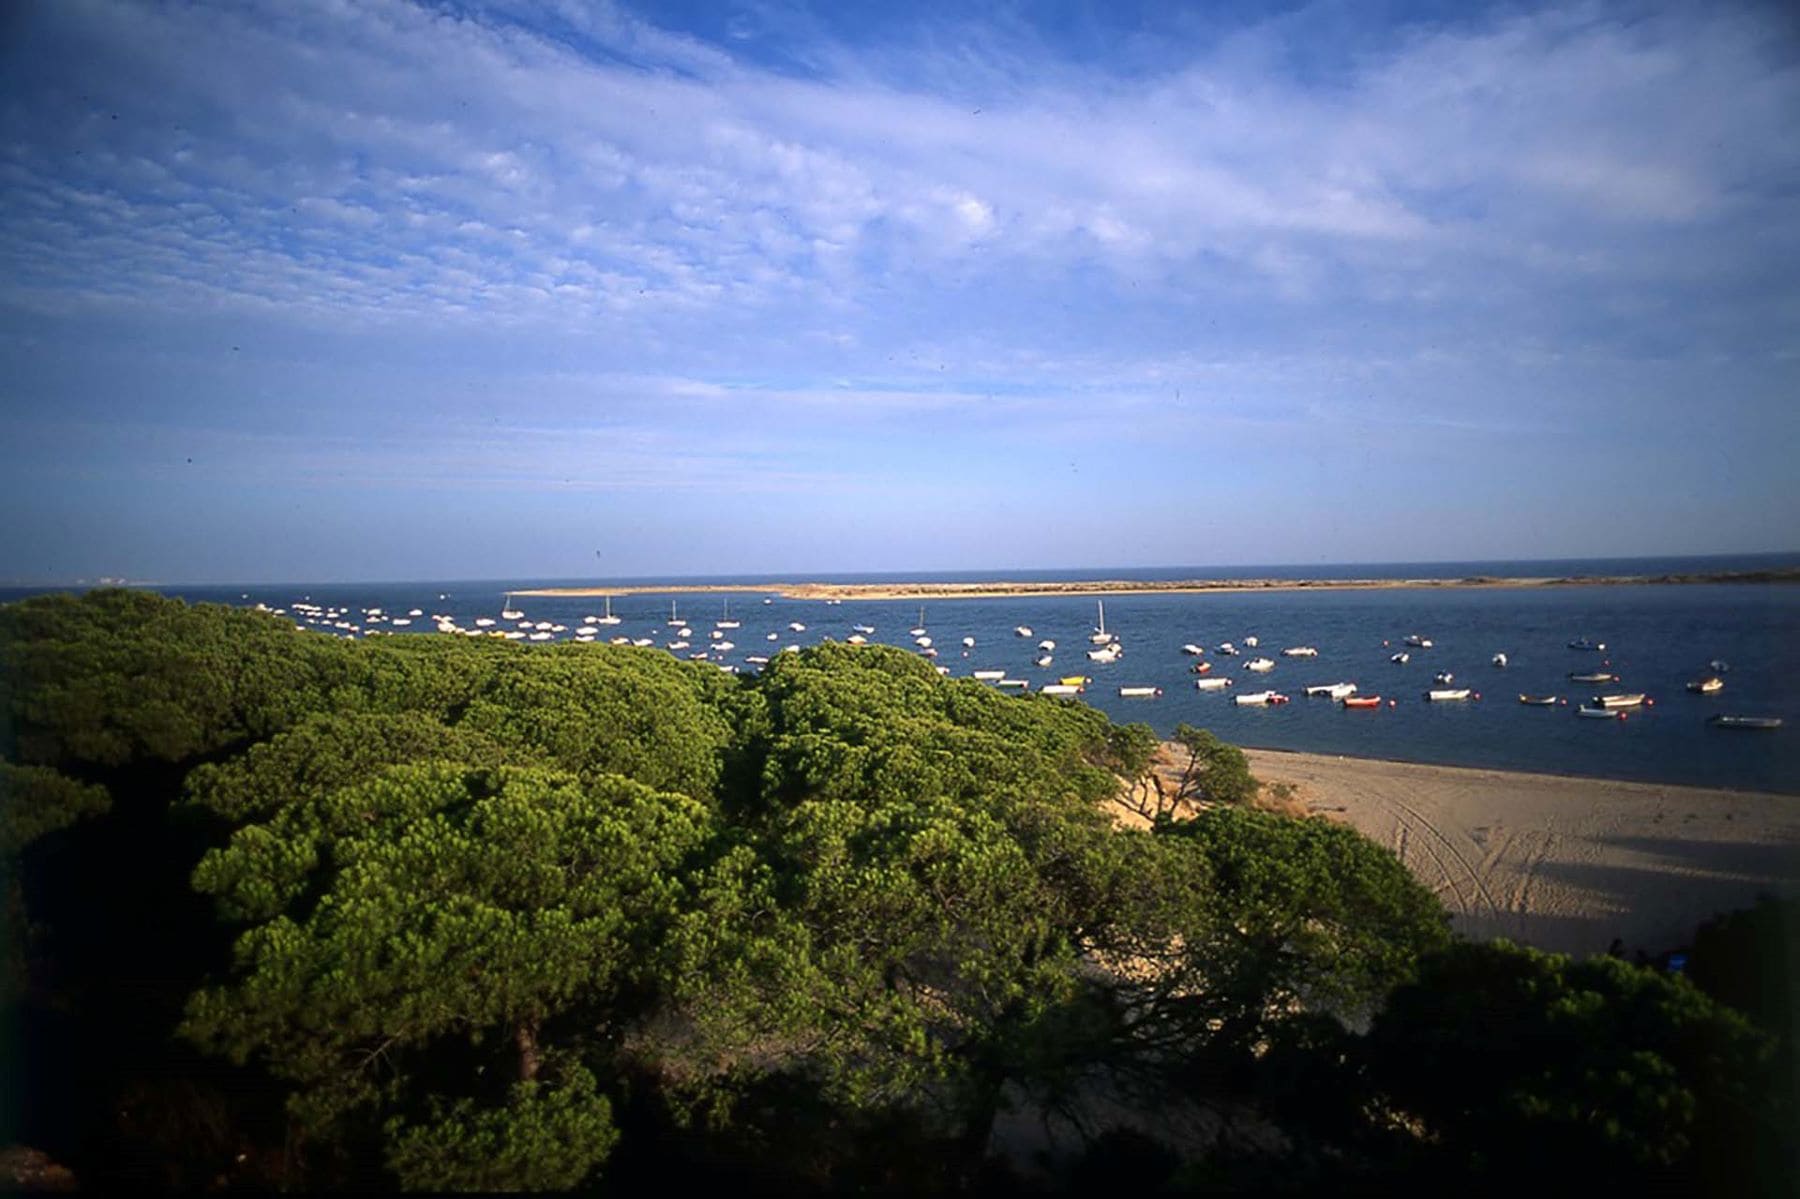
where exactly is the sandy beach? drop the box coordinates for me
[1241,748,1800,957]
[512,569,1797,602]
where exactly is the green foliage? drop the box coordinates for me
[0,762,111,856]
[1369,940,1785,1182]
[1170,723,1256,808]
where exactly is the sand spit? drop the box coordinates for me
[1242,748,1800,957]
[514,568,1799,602]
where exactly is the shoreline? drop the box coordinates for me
[513,568,1799,602]
[1233,747,1800,956]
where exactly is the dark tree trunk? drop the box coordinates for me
[516,1020,541,1084]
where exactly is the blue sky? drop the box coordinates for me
[1,0,1795,583]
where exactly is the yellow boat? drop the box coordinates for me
[1059,675,1091,687]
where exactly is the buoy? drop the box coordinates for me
[1388,699,1397,708]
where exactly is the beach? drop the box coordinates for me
[511,568,1798,603]
[1241,748,1800,957]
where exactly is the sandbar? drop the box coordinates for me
[1236,748,1800,957]
[513,569,1797,602]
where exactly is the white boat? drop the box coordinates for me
[1216,642,1238,656]
[1194,677,1232,691]
[667,640,690,651]
[1181,644,1205,656]
[973,669,1005,680]
[1244,636,1259,648]
[1433,671,1455,685]
[853,624,876,635]
[847,635,867,645]
[1403,634,1432,648]
[1304,683,1357,699]
[1038,639,1056,651]
[676,626,693,638]
[920,648,938,659]
[1492,652,1508,667]
[1687,677,1724,694]
[1118,686,1162,698]
[1235,690,1288,706]
[714,641,734,652]
[1594,693,1647,709]
[576,625,598,636]
[1578,705,1624,720]
[915,635,933,648]
[962,636,976,648]
[1425,688,1473,701]
[1035,655,1053,667]
[745,655,769,665]
[1086,645,1121,663]
[666,602,683,627]
[1281,646,1318,657]
[1245,657,1275,672]
[1089,601,1116,645]
[529,631,553,642]
[501,595,524,620]
[596,597,621,626]
[1015,626,1033,637]
[766,632,779,641]
[996,678,1028,689]
[910,607,927,637]
[1041,684,1082,696]
[788,622,807,632]
[632,637,653,647]
[1390,652,1410,664]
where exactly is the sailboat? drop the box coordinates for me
[716,598,740,629]
[500,593,524,621]
[909,607,927,637]
[596,596,621,626]
[666,600,683,627]
[1089,600,1116,645]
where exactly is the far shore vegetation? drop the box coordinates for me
[2,590,1793,1192]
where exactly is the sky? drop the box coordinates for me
[0,0,1796,584]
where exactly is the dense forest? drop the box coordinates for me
[1,591,1792,1192]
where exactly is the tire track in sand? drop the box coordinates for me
[1383,794,1503,919]
[1381,797,1472,915]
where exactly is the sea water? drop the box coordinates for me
[6,555,1797,793]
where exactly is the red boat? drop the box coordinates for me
[1342,695,1382,709]
[1190,661,1212,674]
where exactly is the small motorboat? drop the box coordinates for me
[1038,640,1056,651]
[1234,690,1288,706]
[1342,695,1382,709]
[1425,688,1473,701]
[853,624,876,634]
[1041,684,1082,696]
[847,635,867,645]
[1594,693,1648,709]
[973,669,1005,681]
[1403,634,1432,648]
[1568,638,1606,651]
[962,636,976,648]
[1433,671,1455,685]
[1195,677,1232,691]
[1281,646,1318,657]
[1390,652,1410,664]
[1015,626,1033,638]
[915,636,933,648]
[1687,677,1724,694]
[1244,636,1259,648]
[1492,653,1508,668]
[1216,642,1239,656]
[1190,661,1212,674]
[996,678,1029,689]
[1304,683,1357,699]
[1087,645,1121,663]
[1118,686,1163,698]
[1569,671,1617,683]
[1518,694,1561,706]
[1578,705,1625,719]
[1245,657,1275,672]
[1708,714,1781,730]
[1181,643,1205,656]
[1034,655,1054,668]
[1059,675,1091,687]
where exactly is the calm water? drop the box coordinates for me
[6,556,1798,793]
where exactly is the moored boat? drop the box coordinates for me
[1059,675,1091,687]
[1403,634,1432,648]
[1433,671,1455,685]
[1041,684,1082,696]
[1390,652,1410,664]
[1687,677,1724,694]
[1594,693,1648,709]
[1707,714,1781,730]
[1234,690,1289,706]
[972,669,1005,681]
[1245,657,1275,672]
[1181,644,1205,656]
[996,678,1029,689]
[1424,688,1473,701]
[1518,694,1561,706]
[1118,686,1162,698]
[1190,661,1212,674]
[1342,695,1382,709]
[1568,637,1606,651]
[1282,646,1318,657]
[1578,704,1625,719]
[1035,655,1054,667]
[1195,677,1232,691]
[1569,671,1617,683]
[1492,652,1508,667]
[1216,642,1239,656]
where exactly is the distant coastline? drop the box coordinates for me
[514,567,1800,602]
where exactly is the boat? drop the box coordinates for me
[1086,645,1121,663]
[915,636,933,648]
[666,640,690,651]
[1235,690,1288,706]
[1687,677,1724,694]
[666,602,683,627]
[962,636,976,648]
[716,600,739,629]
[631,637,654,647]
[1492,652,1507,667]
[501,595,524,621]
[745,655,769,665]
[1243,636,1259,648]
[1342,695,1382,709]
[1118,686,1163,698]
[1708,715,1781,730]
[846,635,867,645]
[1305,682,1358,699]
[853,624,876,635]
[1089,601,1116,645]
[1403,634,1431,647]
[1578,705,1625,719]
[1518,694,1561,706]
[788,622,807,632]
[1594,693,1648,709]
[576,625,598,637]
[766,632,779,641]
[1194,678,1232,691]
[1034,655,1054,668]
[1433,671,1455,685]
[1190,661,1212,674]
[1015,626,1033,638]
[1181,644,1205,656]
[1390,652,1410,664]
[1216,642,1239,656]
[1568,638,1606,651]
[1569,671,1617,683]
[474,617,496,628]
[1281,646,1318,657]
[921,648,939,659]
[1038,639,1056,651]
[1245,657,1275,672]
[996,678,1029,689]
[972,669,1005,680]
[1424,689,1473,701]
[910,607,927,637]
[596,597,621,626]
[1059,675,1091,687]
[1041,684,1082,696]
